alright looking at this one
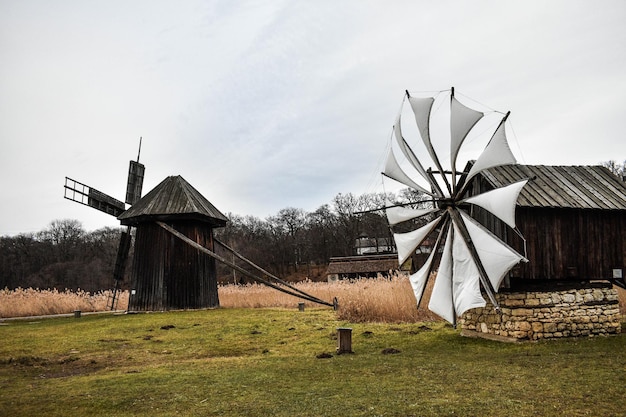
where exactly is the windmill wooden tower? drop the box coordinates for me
[64,141,230,311]
[118,175,227,311]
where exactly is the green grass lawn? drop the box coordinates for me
[1,308,624,417]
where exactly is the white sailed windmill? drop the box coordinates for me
[383,88,529,325]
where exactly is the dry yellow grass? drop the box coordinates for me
[2,280,625,323]
[0,288,128,318]
[219,274,441,323]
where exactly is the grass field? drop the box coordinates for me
[1,308,625,417]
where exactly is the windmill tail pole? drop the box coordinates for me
[156,222,335,308]
[214,238,324,301]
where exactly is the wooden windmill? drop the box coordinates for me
[381,87,624,340]
[64,139,145,309]
[117,175,227,311]
[65,139,335,312]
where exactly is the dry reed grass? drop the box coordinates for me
[2,280,625,323]
[0,288,128,318]
[220,276,626,323]
[219,273,441,323]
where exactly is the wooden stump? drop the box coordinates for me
[336,327,353,354]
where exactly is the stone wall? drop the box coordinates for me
[460,284,622,341]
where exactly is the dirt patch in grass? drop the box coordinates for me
[1,354,106,379]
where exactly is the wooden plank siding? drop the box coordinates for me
[510,208,626,284]
[467,164,626,288]
[128,221,219,311]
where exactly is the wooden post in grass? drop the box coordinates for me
[74,310,81,318]
[298,302,305,311]
[336,327,353,354]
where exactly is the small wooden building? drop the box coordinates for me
[467,164,626,288]
[118,175,227,311]
[326,254,408,281]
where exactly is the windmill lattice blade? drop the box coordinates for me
[461,179,529,228]
[64,177,125,217]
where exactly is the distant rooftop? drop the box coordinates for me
[326,254,404,275]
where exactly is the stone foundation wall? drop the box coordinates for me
[460,285,622,341]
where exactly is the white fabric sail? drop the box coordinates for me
[428,227,455,323]
[394,216,441,266]
[466,117,516,182]
[409,248,436,306]
[459,210,526,290]
[461,179,529,228]
[393,112,431,185]
[408,95,444,173]
[451,220,487,316]
[383,148,433,196]
[385,89,526,323]
[450,95,483,173]
[386,206,436,226]
[407,95,434,147]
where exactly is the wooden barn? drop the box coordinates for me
[467,164,626,289]
[118,175,227,312]
[460,163,625,340]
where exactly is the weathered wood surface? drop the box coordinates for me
[469,164,626,285]
[119,175,227,226]
[128,221,219,311]
[336,327,353,354]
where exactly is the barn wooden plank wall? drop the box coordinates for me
[468,164,626,287]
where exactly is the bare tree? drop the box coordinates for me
[601,160,626,181]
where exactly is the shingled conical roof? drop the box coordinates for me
[118,175,228,226]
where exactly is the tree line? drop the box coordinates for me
[215,189,425,282]
[0,190,424,291]
[2,160,622,292]
[0,220,122,292]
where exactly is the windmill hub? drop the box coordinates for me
[436,198,455,209]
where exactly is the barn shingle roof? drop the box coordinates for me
[479,164,626,210]
[118,175,228,226]
[326,255,402,275]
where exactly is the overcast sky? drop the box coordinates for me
[1,0,624,236]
